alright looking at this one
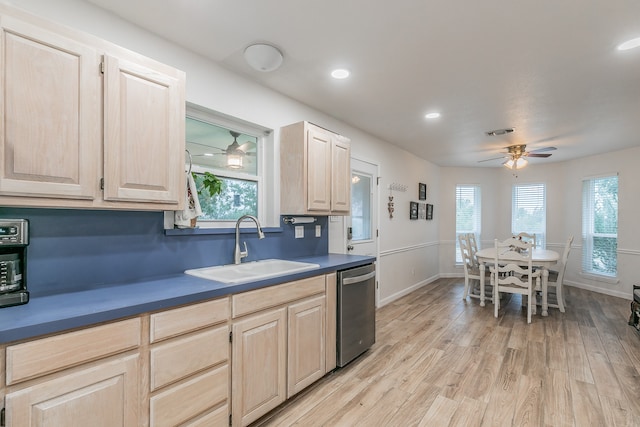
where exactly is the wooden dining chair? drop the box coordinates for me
[467,232,479,265]
[459,234,492,302]
[516,232,537,248]
[544,235,573,312]
[491,238,541,323]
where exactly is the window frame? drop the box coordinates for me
[511,182,546,249]
[455,184,481,263]
[184,103,274,229]
[581,174,618,278]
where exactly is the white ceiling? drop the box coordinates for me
[83,0,640,167]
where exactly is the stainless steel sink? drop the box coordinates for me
[184,259,320,284]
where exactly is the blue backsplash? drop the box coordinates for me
[0,208,328,296]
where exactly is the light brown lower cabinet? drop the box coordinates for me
[1,273,339,427]
[232,308,287,427]
[5,354,140,427]
[287,295,326,397]
[148,297,230,427]
[231,275,328,426]
[4,318,142,427]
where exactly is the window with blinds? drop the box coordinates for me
[511,183,546,248]
[455,185,481,263]
[582,175,618,277]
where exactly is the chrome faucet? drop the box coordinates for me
[234,215,265,264]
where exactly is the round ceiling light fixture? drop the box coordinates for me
[243,43,283,72]
[331,69,350,79]
[425,112,441,119]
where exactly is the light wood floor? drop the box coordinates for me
[253,278,640,427]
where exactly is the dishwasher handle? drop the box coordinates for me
[342,270,376,285]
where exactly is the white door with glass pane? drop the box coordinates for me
[328,157,379,298]
[346,159,378,258]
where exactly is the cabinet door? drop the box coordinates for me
[103,54,184,205]
[232,308,286,427]
[287,296,326,397]
[331,138,351,213]
[0,14,100,200]
[5,354,140,427]
[306,127,332,212]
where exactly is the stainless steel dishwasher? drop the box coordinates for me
[337,263,376,367]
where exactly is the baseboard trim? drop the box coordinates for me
[379,274,439,307]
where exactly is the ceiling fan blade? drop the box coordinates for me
[527,146,557,154]
[237,141,256,152]
[525,153,552,158]
[478,155,510,163]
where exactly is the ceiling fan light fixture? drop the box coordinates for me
[226,154,244,169]
[244,43,283,72]
[504,157,528,170]
[515,157,528,169]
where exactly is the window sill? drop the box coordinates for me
[165,226,283,236]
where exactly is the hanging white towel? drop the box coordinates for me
[174,172,203,228]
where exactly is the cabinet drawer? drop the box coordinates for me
[150,325,228,391]
[151,297,229,342]
[6,317,140,385]
[150,364,228,427]
[184,405,228,427]
[232,275,325,318]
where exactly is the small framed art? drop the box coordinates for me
[418,183,427,200]
[426,203,433,220]
[410,201,418,220]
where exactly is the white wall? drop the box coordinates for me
[11,0,443,305]
[12,0,638,303]
[439,147,640,299]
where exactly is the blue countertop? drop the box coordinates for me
[0,254,375,344]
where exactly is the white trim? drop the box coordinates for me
[378,274,439,307]
[564,280,630,300]
[618,248,640,256]
[581,171,619,181]
[379,241,438,257]
[578,272,619,284]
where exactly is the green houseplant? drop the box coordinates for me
[195,171,223,198]
[190,172,223,227]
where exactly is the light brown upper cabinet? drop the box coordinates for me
[0,6,185,210]
[280,121,351,215]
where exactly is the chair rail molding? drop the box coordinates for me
[380,240,438,257]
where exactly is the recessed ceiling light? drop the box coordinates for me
[617,37,640,51]
[425,112,441,119]
[331,69,350,79]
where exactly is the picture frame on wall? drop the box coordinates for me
[418,203,426,219]
[410,201,418,220]
[418,183,427,200]
[426,203,433,220]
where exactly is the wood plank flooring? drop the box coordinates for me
[253,278,640,427]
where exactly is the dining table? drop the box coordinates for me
[475,246,560,316]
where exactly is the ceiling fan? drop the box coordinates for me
[479,144,556,169]
[190,131,256,169]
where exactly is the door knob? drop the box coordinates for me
[347,245,354,251]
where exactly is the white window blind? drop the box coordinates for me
[511,183,546,248]
[455,185,481,263]
[582,175,618,277]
